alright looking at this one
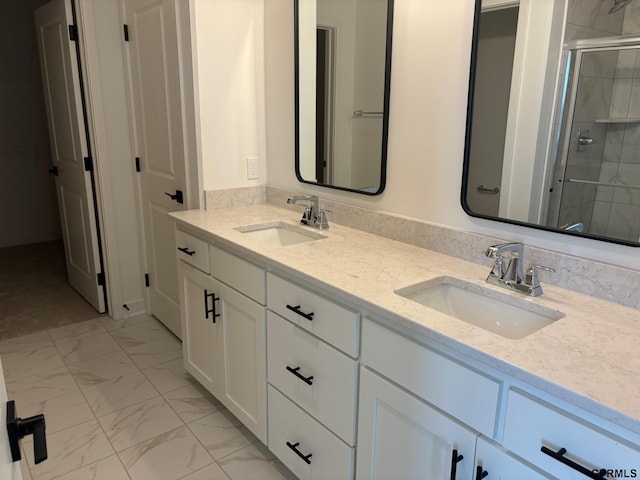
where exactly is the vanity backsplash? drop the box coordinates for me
[204,186,640,310]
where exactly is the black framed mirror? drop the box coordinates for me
[294,0,394,195]
[463,0,640,246]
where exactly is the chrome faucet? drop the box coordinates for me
[484,242,554,296]
[286,195,330,230]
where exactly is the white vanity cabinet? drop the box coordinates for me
[474,437,553,479]
[177,228,267,443]
[266,273,360,480]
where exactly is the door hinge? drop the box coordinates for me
[69,24,78,42]
[123,24,130,42]
[97,272,105,286]
[84,157,93,172]
[144,273,150,287]
[135,157,141,172]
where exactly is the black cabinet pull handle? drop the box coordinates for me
[6,400,47,465]
[204,289,220,323]
[48,166,59,176]
[541,445,606,479]
[165,190,184,204]
[286,304,314,321]
[450,449,464,480]
[177,246,195,256]
[286,366,314,385]
[475,465,488,480]
[286,441,312,465]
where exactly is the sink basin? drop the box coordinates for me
[395,276,565,339]
[235,221,326,247]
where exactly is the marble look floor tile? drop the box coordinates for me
[56,332,123,366]
[20,455,31,480]
[19,390,94,435]
[98,396,183,452]
[188,410,257,461]
[100,313,153,331]
[142,358,195,394]
[47,319,107,345]
[163,383,223,423]
[7,366,78,406]
[110,319,175,349]
[118,425,213,480]
[82,371,159,417]
[126,336,182,370]
[180,462,230,480]
[52,455,130,480]
[0,331,51,354]
[67,350,139,388]
[219,443,297,480]
[1,343,66,382]
[24,419,114,480]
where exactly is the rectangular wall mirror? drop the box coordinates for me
[463,0,640,246]
[294,0,394,195]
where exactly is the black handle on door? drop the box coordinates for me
[450,449,464,480]
[204,289,220,323]
[286,441,312,465]
[177,246,195,256]
[285,304,314,321]
[48,166,58,176]
[541,446,607,479]
[165,190,184,204]
[475,465,488,480]
[6,400,48,465]
[286,366,314,385]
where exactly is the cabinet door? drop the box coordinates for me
[212,278,267,444]
[475,437,552,480]
[356,368,477,480]
[178,262,217,393]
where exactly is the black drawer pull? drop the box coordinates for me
[475,465,488,480]
[450,449,464,480]
[177,246,195,256]
[204,289,220,323]
[541,446,606,479]
[286,304,314,321]
[286,366,314,385]
[286,441,312,465]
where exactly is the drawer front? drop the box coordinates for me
[267,311,358,445]
[361,318,501,437]
[211,246,265,305]
[503,390,640,479]
[267,273,360,357]
[268,385,354,480]
[175,229,210,273]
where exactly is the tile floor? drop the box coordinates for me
[1,314,297,480]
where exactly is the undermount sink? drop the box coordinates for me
[395,276,565,339]
[235,221,326,247]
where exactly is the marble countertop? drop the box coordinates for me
[170,204,640,437]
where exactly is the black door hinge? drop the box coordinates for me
[84,157,93,172]
[97,272,105,286]
[69,24,78,42]
[135,157,141,172]
[145,273,150,287]
[124,24,130,42]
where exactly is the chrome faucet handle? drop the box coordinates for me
[525,264,555,288]
[316,209,331,230]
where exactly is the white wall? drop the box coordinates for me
[265,0,640,271]
[193,0,267,191]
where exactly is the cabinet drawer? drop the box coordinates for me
[268,385,354,480]
[361,318,500,437]
[267,273,360,357]
[503,390,640,479]
[211,246,265,305]
[267,311,358,445]
[175,229,210,273]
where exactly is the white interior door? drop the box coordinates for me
[124,0,187,338]
[35,0,106,313]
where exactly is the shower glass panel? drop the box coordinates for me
[551,37,640,243]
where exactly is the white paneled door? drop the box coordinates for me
[35,0,106,313]
[124,0,188,338]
